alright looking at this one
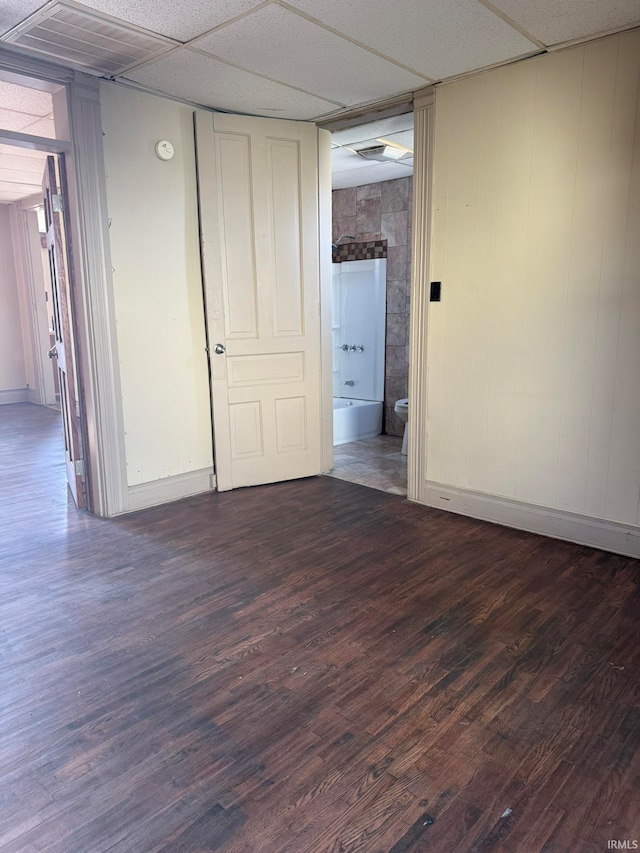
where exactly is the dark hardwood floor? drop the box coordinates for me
[1,402,639,852]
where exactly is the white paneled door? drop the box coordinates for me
[195,111,322,491]
[43,155,86,508]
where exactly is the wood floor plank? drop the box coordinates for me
[1,402,639,852]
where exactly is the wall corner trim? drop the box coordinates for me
[125,467,215,513]
[417,480,640,559]
[407,97,433,503]
[67,72,129,517]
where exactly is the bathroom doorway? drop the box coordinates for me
[324,110,414,496]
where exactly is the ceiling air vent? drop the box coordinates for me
[1,2,177,76]
[356,144,411,163]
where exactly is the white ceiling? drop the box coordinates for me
[331,112,414,189]
[0,0,638,190]
[0,78,54,202]
[0,0,638,126]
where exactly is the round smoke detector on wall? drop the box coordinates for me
[155,140,174,161]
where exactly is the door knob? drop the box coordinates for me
[213,343,225,355]
[48,345,58,359]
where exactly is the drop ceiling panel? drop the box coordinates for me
[193,5,428,106]
[332,161,413,189]
[0,0,43,36]
[331,114,414,147]
[0,180,43,198]
[489,0,640,45]
[125,48,339,119]
[21,115,56,137]
[0,142,49,159]
[0,106,42,131]
[0,149,44,170]
[0,165,43,183]
[0,140,46,201]
[286,0,538,80]
[0,81,53,116]
[77,0,264,41]
[331,146,387,173]
[378,129,414,151]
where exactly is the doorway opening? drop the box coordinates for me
[325,111,414,497]
[0,70,89,510]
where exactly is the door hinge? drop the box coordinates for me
[74,459,85,476]
[52,193,64,213]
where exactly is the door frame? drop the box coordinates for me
[318,127,334,474]
[0,47,128,516]
[407,86,434,504]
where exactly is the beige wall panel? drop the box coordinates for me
[556,38,618,513]
[438,76,484,489]
[0,204,27,393]
[514,48,583,508]
[485,61,536,500]
[425,84,450,486]
[427,31,640,526]
[585,32,640,523]
[468,73,503,494]
[606,32,640,524]
[100,83,213,486]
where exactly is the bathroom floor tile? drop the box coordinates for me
[326,434,407,496]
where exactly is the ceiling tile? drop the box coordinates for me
[489,0,640,45]
[332,161,413,189]
[378,129,414,151]
[0,0,43,36]
[20,115,57,137]
[76,0,264,41]
[286,0,538,80]
[0,166,42,184]
[124,48,340,119]
[193,5,428,106]
[0,107,41,131]
[330,114,414,147]
[332,146,385,173]
[0,179,42,196]
[0,149,48,172]
[0,81,53,116]
[0,142,49,159]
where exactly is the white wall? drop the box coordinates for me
[426,30,640,528]
[0,204,28,397]
[100,82,213,487]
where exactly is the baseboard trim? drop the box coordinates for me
[0,388,29,404]
[417,480,640,558]
[127,467,215,513]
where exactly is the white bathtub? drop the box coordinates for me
[333,397,383,446]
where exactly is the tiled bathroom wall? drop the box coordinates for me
[332,176,412,437]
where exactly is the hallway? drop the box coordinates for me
[0,403,95,543]
[1,403,639,852]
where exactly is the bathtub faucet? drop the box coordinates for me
[343,380,354,386]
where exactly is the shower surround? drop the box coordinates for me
[332,176,412,437]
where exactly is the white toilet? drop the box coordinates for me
[394,398,409,455]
